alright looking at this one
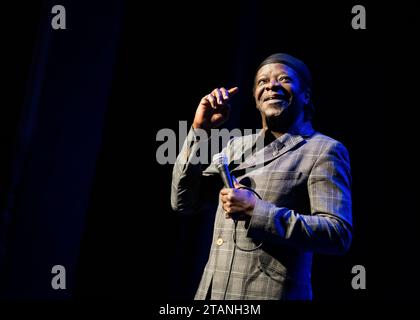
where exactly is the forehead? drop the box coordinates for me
[256,63,299,78]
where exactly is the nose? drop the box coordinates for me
[266,79,281,90]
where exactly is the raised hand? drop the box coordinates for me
[192,87,239,131]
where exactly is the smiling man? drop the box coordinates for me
[171,53,353,300]
[254,54,313,136]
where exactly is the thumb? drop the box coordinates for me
[232,176,240,188]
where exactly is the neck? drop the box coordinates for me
[261,112,306,139]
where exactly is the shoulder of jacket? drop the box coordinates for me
[309,132,344,147]
[306,132,349,156]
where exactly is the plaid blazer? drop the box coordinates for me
[171,121,352,300]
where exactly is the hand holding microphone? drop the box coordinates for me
[213,152,257,219]
[213,152,234,188]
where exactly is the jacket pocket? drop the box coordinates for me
[257,252,312,299]
[258,252,290,283]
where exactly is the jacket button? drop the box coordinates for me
[216,238,224,246]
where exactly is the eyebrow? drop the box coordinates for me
[256,71,290,79]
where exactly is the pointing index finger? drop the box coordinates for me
[228,87,239,97]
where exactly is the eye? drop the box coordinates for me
[279,76,291,83]
[257,78,268,86]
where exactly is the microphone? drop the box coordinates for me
[212,152,234,188]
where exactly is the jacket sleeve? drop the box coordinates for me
[170,127,219,214]
[247,141,353,255]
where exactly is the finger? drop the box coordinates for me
[220,194,230,202]
[223,202,236,213]
[222,204,230,217]
[222,202,230,211]
[228,87,239,97]
[232,176,240,188]
[220,192,234,202]
[220,188,232,195]
[225,202,245,213]
[220,87,229,100]
[225,207,238,217]
[212,88,224,105]
[200,95,212,108]
[220,192,234,204]
[207,94,217,109]
[223,206,244,219]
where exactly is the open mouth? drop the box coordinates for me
[263,93,289,104]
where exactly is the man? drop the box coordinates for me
[171,53,352,300]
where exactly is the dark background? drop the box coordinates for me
[0,0,418,303]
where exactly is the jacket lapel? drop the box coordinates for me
[231,121,315,172]
[232,134,303,172]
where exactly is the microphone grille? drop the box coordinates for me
[212,152,227,166]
